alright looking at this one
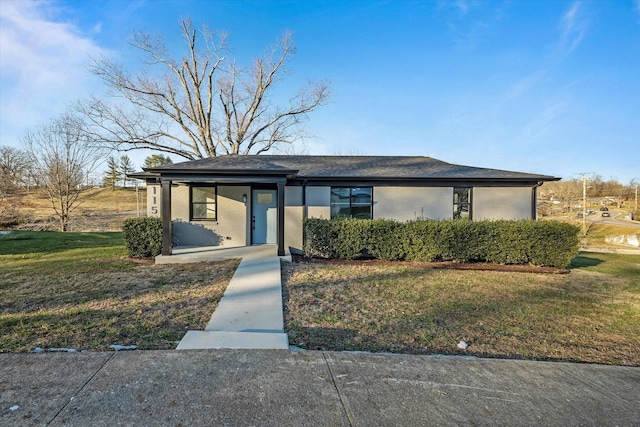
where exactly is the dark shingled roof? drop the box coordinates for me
[146,155,559,181]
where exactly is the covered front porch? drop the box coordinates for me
[156,173,292,257]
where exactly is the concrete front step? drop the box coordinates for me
[176,330,289,350]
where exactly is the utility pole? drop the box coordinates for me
[582,175,587,236]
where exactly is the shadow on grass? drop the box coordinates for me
[0,231,123,256]
[569,254,604,269]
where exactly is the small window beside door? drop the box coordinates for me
[191,185,217,220]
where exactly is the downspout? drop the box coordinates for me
[532,181,543,220]
[302,180,308,220]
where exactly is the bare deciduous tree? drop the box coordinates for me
[0,145,30,224]
[0,145,29,195]
[541,179,583,213]
[77,19,330,160]
[601,179,627,208]
[22,114,106,231]
[541,175,640,214]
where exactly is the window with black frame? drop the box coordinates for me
[453,187,471,219]
[191,185,217,220]
[330,187,372,219]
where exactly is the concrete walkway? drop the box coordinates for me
[158,245,289,350]
[1,350,638,426]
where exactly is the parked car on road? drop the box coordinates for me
[602,211,610,217]
[600,206,609,211]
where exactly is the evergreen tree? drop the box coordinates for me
[119,155,136,187]
[143,154,173,169]
[103,156,121,189]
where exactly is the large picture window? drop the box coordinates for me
[453,187,472,219]
[331,187,372,219]
[191,185,217,220]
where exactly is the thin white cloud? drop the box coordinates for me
[481,69,549,124]
[558,1,588,54]
[438,1,502,48]
[0,0,107,143]
[455,0,470,15]
[504,70,548,102]
[439,0,479,16]
[520,99,569,140]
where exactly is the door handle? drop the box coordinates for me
[252,216,255,230]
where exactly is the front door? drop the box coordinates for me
[252,189,277,244]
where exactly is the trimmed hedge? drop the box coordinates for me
[303,218,580,268]
[122,217,163,258]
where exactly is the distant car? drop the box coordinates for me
[600,206,609,211]
[576,212,583,218]
[602,211,610,217]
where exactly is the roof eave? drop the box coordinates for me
[147,167,299,176]
[295,175,561,182]
[128,171,160,180]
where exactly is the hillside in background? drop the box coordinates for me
[1,187,146,232]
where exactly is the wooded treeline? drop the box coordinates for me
[540,176,638,214]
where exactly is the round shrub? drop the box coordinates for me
[122,217,162,258]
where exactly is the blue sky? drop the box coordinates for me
[1,0,638,183]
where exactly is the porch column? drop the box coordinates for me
[161,179,172,256]
[277,181,285,256]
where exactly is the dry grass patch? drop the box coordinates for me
[583,222,640,247]
[283,254,640,366]
[1,261,239,352]
[0,231,239,352]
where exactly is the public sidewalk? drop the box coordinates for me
[1,350,638,426]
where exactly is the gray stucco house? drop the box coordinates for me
[135,155,560,256]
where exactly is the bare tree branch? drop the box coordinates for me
[0,146,29,196]
[78,19,328,159]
